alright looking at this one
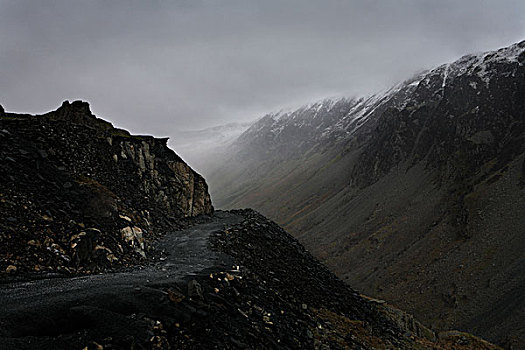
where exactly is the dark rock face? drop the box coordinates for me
[204,40,525,347]
[45,100,213,218]
[233,98,361,161]
[0,101,212,275]
[352,42,525,188]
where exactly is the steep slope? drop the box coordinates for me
[206,40,525,348]
[0,100,212,275]
[0,210,500,349]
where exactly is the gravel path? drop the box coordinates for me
[0,211,242,349]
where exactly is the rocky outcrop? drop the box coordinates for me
[45,100,213,218]
[0,100,212,275]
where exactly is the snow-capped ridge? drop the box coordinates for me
[237,40,525,151]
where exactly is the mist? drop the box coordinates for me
[1,0,524,144]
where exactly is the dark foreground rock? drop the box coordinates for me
[0,101,212,276]
[0,210,500,349]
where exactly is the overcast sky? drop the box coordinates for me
[1,0,524,135]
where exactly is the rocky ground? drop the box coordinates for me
[0,210,500,349]
[0,101,212,277]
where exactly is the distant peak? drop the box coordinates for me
[58,100,92,115]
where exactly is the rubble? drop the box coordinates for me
[0,210,500,349]
[0,100,212,277]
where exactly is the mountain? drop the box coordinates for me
[0,102,499,349]
[204,40,525,348]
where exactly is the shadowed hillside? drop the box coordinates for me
[206,40,525,348]
[0,101,212,274]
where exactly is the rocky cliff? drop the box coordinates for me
[0,100,212,275]
[203,40,525,348]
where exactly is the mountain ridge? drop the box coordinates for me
[204,39,525,348]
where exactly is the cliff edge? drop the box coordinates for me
[0,100,213,275]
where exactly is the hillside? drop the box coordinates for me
[205,40,525,348]
[0,209,500,349]
[0,100,212,275]
[0,103,499,349]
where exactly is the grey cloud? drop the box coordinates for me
[1,0,524,136]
